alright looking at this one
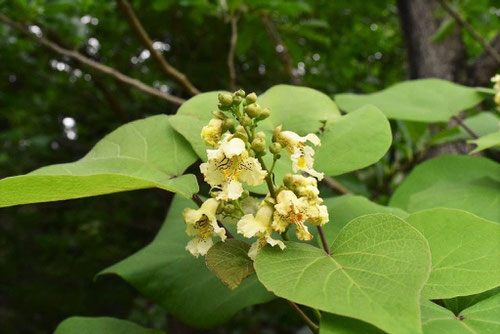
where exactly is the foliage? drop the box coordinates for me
[1,0,500,333]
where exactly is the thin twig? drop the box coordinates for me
[322,176,351,195]
[191,194,234,238]
[285,300,319,334]
[436,0,500,65]
[260,13,301,85]
[0,13,185,105]
[317,226,330,255]
[227,13,240,91]
[451,116,478,139]
[116,0,200,96]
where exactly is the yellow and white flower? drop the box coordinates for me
[284,174,320,201]
[272,190,313,241]
[237,199,285,260]
[492,74,500,111]
[200,135,267,201]
[201,118,224,147]
[183,198,226,257]
[277,130,324,180]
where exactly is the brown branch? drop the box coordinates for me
[436,0,500,65]
[285,300,319,333]
[317,226,330,255]
[451,115,478,139]
[260,13,301,85]
[0,13,185,105]
[470,32,500,86]
[227,13,240,91]
[322,176,351,195]
[116,0,200,96]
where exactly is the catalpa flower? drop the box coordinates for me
[272,190,313,241]
[276,129,324,180]
[201,118,223,147]
[200,135,267,201]
[183,198,226,257]
[237,199,285,260]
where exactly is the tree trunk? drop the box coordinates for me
[397,0,467,82]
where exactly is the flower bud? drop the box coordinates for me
[244,103,261,118]
[248,148,256,157]
[222,117,235,132]
[245,92,258,104]
[258,107,271,120]
[212,110,226,120]
[283,173,294,187]
[218,92,233,107]
[233,125,248,142]
[252,137,267,153]
[269,142,282,155]
[255,131,266,140]
[241,190,250,199]
[233,95,243,106]
[234,89,246,97]
[218,103,231,111]
[223,204,236,214]
[240,114,252,127]
[272,125,283,142]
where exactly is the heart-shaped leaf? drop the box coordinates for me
[335,79,487,122]
[99,196,274,329]
[206,239,255,290]
[390,155,500,222]
[0,115,199,207]
[315,105,392,176]
[255,214,431,334]
[321,195,408,244]
[54,317,164,334]
[406,208,500,299]
[421,294,500,333]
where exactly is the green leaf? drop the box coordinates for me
[0,115,199,207]
[468,130,500,154]
[315,105,392,176]
[430,112,500,145]
[99,196,274,329]
[54,317,163,334]
[421,294,500,333]
[320,313,383,334]
[206,239,255,290]
[255,214,431,334]
[443,287,500,315]
[335,79,487,122]
[390,155,500,222]
[321,195,408,244]
[406,208,500,299]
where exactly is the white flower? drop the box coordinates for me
[277,130,324,180]
[200,135,267,201]
[183,198,226,257]
[201,118,224,147]
[272,190,313,241]
[237,199,285,260]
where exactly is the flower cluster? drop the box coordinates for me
[492,74,500,112]
[182,89,329,259]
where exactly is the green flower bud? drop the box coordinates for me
[222,117,235,132]
[283,173,294,187]
[248,148,256,157]
[255,131,266,140]
[223,204,236,214]
[240,114,252,127]
[218,103,231,111]
[272,125,282,142]
[244,103,261,118]
[233,95,243,106]
[245,92,258,104]
[269,142,282,155]
[252,137,267,153]
[233,125,248,142]
[234,89,246,97]
[241,190,250,199]
[258,107,270,120]
[212,110,226,120]
[218,92,233,107]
